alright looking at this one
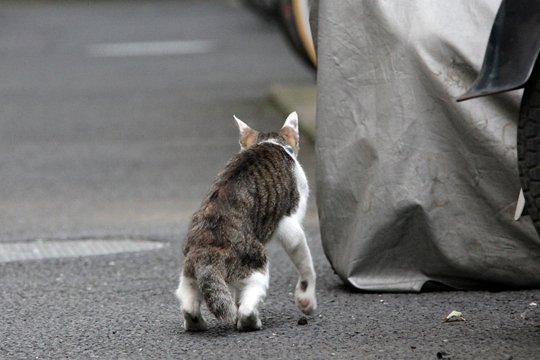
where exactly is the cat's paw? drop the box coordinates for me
[295,294,317,315]
[295,280,317,315]
[236,312,262,332]
[183,311,208,332]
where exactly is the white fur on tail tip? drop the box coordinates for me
[282,111,299,132]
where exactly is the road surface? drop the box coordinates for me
[0,1,538,359]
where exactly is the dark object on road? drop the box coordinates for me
[458,0,540,237]
[436,351,451,359]
[297,316,308,325]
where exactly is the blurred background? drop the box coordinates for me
[0,0,316,243]
[2,2,540,359]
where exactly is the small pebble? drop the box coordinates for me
[297,317,308,325]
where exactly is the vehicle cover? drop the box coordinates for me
[312,0,540,291]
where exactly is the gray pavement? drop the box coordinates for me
[0,1,539,359]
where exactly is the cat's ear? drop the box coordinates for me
[282,111,299,133]
[280,111,300,150]
[234,115,258,150]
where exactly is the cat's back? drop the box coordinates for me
[190,142,300,246]
[222,142,295,186]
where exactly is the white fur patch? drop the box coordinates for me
[175,274,201,315]
[236,265,269,316]
[275,216,317,315]
[291,159,309,221]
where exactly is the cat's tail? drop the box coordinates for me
[196,264,236,321]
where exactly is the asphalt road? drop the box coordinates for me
[0,1,539,359]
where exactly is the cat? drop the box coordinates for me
[175,111,317,332]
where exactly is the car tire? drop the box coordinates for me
[517,59,540,234]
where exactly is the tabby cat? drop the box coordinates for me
[175,112,317,331]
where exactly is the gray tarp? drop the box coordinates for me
[314,0,540,291]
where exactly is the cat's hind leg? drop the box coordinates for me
[276,216,317,315]
[236,265,269,331]
[175,273,208,331]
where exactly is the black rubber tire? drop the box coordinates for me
[518,60,540,233]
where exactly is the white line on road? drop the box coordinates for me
[0,238,167,263]
[86,40,216,57]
